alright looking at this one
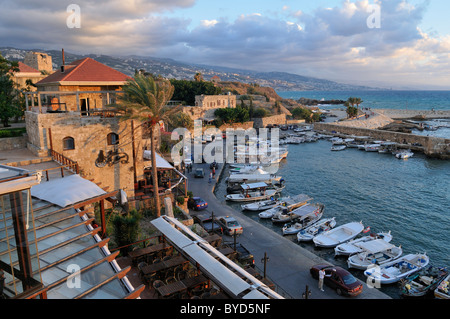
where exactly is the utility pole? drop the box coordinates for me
[261,252,270,279]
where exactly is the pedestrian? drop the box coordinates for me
[318,269,331,291]
[212,167,216,178]
[208,172,212,184]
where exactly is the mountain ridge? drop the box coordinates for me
[1,46,377,91]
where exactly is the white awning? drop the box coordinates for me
[143,150,174,170]
[30,174,106,207]
[355,239,395,254]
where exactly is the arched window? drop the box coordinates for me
[107,133,119,145]
[63,137,75,150]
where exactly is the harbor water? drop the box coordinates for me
[215,138,450,299]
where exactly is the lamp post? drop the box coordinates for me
[302,285,312,299]
[261,252,270,279]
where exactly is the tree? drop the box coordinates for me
[0,54,19,127]
[110,74,178,217]
[194,72,204,82]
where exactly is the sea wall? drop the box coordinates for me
[314,122,450,159]
[375,109,450,120]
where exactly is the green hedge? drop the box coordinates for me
[0,127,26,138]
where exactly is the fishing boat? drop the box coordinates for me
[334,232,393,256]
[400,265,449,298]
[364,144,381,152]
[331,145,346,151]
[281,204,324,235]
[258,194,313,219]
[226,173,284,193]
[435,273,450,299]
[297,217,336,242]
[346,240,403,270]
[241,198,281,212]
[313,222,365,248]
[395,150,414,159]
[225,182,279,202]
[364,253,430,285]
[230,165,261,174]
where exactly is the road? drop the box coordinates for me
[186,160,391,300]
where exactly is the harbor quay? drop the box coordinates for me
[187,155,391,300]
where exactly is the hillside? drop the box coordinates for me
[0,47,375,92]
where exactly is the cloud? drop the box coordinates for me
[0,0,448,88]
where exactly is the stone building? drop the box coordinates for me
[23,51,53,74]
[10,62,47,91]
[184,93,237,122]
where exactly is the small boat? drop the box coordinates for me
[313,222,365,248]
[258,194,313,219]
[331,145,346,151]
[334,232,393,256]
[297,217,337,242]
[395,150,414,159]
[346,141,360,148]
[364,253,430,285]
[281,204,324,235]
[364,144,381,152]
[241,198,280,212]
[346,240,403,270]
[225,182,279,202]
[400,265,449,298]
[331,138,346,145]
[435,273,450,299]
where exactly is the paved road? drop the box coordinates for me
[186,161,391,300]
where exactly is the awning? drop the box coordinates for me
[241,182,268,190]
[143,150,174,170]
[355,239,395,254]
[30,174,106,207]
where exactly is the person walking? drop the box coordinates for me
[208,172,212,184]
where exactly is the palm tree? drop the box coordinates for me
[111,74,178,217]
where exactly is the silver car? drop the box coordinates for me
[216,216,243,236]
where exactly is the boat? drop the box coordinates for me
[258,194,313,219]
[230,165,260,174]
[313,222,365,248]
[334,232,393,256]
[346,240,403,270]
[395,150,414,159]
[364,144,381,152]
[226,173,284,193]
[281,204,324,235]
[435,273,450,299]
[297,217,337,242]
[331,138,346,145]
[346,141,360,148]
[225,182,279,202]
[331,145,346,151]
[400,265,449,298]
[241,198,281,212]
[364,253,430,285]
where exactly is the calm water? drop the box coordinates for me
[215,140,450,299]
[277,90,450,111]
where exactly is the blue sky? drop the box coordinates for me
[1,0,449,89]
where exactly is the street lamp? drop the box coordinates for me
[261,252,270,279]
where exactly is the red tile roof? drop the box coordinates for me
[36,57,132,85]
[13,62,41,73]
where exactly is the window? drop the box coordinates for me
[63,137,75,150]
[107,133,119,145]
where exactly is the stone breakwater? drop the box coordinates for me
[375,109,450,120]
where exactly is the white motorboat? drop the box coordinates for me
[225,182,279,202]
[281,204,324,235]
[364,253,430,285]
[334,232,393,256]
[395,150,414,159]
[346,141,360,148]
[313,221,365,248]
[241,198,281,212]
[331,138,346,145]
[331,145,346,151]
[258,194,313,219]
[364,144,381,152]
[347,240,403,270]
[297,217,336,242]
[230,165,260,174]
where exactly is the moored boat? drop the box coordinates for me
[297,217,336,242]
[225,182,279,202]
[400,265,449,298]
[313,221,365,248]
[281,204,324,235]
[334,232,393,256]
[435,273,450,299]
[331,145,346,151]
[346,240,403,270]
[241,198,280,212]
[258,194,313,219]
[395,150,414,159]
[364,253,430,285]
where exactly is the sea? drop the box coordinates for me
[215,90,450,299]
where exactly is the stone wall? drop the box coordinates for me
[252,114,286,128]
[25,111,146,197]
[0,135,28,151]
[314,122,450,159]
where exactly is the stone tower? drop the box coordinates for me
[24,52,53,74]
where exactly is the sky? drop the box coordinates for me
[1,0,450,89]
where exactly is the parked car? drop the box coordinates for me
[192,212,223,234]
[194,168,205,178]
[216,216,243,236]
[188,197,208,211]
[310,264,363,297]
